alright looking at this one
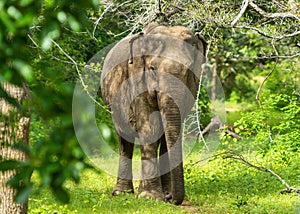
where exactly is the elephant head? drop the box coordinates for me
[101,23,206,205]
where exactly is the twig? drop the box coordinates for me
[249,52,300,59]
[165,4,185,19]
[92,3,113,40]
[249,1,300,21]
[191,151,230,166]
[231,0,250,27]
[234,26,300,40]
[157,0,162,14]
[28,34,87,67]
[255,59,278,110]
[27,34,39,48]
[196,66,209,150]
[193,150,300,194]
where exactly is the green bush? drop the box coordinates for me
[232,91,300,156]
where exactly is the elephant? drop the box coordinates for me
[100,23,206,205]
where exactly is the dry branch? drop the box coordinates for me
[223,151,300,194]
[231,0,250,27]
[201,115,242,139]
[92,3,114,40]
[194,150,300,194]
[234,26,300,40]
[249,1,300,21]
[256,59,278,110]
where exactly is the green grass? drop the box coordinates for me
[184,155,300,213]
[28,145,300,214]
[28,170,188,214]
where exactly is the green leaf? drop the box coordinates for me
[0,160,22,171]
[7,6,22,20]
[0,84,20,109]
[57,11,67,23]
[13,60,33,82]
[0,9,16,32]
[52,186,70,203]
[41,35,52,50]
[19,0,34,7]
[67,16,80,31]
[12,141,30,154]
[15,184,33,203]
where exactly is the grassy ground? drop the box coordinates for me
[28,102,300,213]
[28,145,300,214]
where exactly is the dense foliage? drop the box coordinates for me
[0,0,100,203]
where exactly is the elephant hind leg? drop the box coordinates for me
[113,135,134,196]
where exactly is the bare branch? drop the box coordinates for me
[223,151,300,194]
[27,34,39,48]
[256,59,278,110]
[234,25,300,40]
[165,4,185,19]
[254,52,300,59]
[157,0,162,14]
[254,41,280,105]
[92,3,114,40]
[249,1,300,21]
[231,0,250,27]
[191,151,229,166]
[196,67,208,150]
[193,150,300,194]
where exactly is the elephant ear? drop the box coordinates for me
[186,33,207,98]
[195,33,207,61]
[193,33,207,77]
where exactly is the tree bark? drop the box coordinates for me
[0,83,30,214]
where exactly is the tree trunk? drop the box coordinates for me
[0,83,30,214]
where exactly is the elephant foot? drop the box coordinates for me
[138,190,165,201]
[112,188,134,196]
[112,179,134,196]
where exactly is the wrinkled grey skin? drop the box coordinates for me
[100,23,206,205]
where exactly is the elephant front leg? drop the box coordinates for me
[139,143,164,201]
[113,135,134,196]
